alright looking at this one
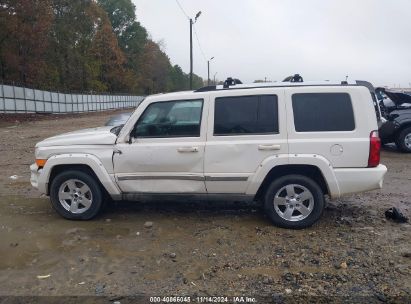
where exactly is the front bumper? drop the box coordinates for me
[30,163,47,194]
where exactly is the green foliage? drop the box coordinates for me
[98,0,147,78]
[192,74,205,90]
[98,0,137,36]
[169,65,189,91]
[0,0,54,87]
[0,0,203,94]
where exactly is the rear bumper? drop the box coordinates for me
[333,164,387,197]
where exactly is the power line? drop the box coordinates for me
[175,0,189,19]
[193,24,207,62]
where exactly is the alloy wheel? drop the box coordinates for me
[273,184,314,222]
[405,133,411,149]
[58,179,93,214]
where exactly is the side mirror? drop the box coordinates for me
[128,128,135,144]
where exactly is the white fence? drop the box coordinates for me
[0,84,144,113]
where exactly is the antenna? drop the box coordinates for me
[195,11,202,21]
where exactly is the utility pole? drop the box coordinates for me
[213,72,217,85]
[207,57,214,86]
[207,60,209,86]
[189,18,193,90]
[189,11,201,90]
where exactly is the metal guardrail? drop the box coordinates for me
[0,84,144,113]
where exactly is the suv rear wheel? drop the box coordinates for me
[50,170,103,220]
[264,174,324,229]
[395,127,411,153]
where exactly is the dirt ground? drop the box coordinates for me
[0,111,410,303]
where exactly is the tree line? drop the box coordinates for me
[0,0,204,94]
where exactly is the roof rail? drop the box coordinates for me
[195,85,216,92]
[356,80,376,93]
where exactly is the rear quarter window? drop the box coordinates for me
[292,93,355,132]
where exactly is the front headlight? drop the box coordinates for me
[34,147,47,168]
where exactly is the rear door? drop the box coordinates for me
[204,88,288,194]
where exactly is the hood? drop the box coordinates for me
[379,88,411,106]
[36,126,117,147]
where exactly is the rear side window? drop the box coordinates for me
[214,95,278,135]
[292,93,355,132]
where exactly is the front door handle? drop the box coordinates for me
[258,144,281,151]
[177,146,199,153]
[113,148,122,155]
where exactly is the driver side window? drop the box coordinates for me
[133,99,203,138]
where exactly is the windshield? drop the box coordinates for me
[126,98,144,124]
[109,98,145,135]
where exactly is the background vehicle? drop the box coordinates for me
[376,88,411,152]
[31,79,387,229]
[105,112,132,126]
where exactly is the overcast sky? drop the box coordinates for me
[132,0,411,87]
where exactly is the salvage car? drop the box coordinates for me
[377,87,411,152]
[31,79,387,229]
[105,112,132,126]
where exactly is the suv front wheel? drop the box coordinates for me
[264,174,325,229]
[50,170,104,220]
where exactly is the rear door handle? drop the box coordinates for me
[177,146,199,153]
[258,144,281,151]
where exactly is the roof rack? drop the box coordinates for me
[194,76,371,93]
[223,77,243,88]
[282,74,304,82]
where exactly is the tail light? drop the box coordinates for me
[368,130,381,167]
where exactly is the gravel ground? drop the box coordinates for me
[0,111,410,303]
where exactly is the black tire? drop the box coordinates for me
[49,170,104,220]
[264,174,325,229]
[395,127,411,153]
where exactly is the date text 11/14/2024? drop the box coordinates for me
[149,296,257,303]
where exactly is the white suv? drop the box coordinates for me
[31,79,387,228]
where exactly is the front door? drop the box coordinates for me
[114,98,208,194]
